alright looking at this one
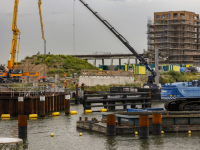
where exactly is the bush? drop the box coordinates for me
[45,57,52,63]
[53,65,57,68]
[37,55,45,59]
[35,61,40,65]
[59,74,64,77]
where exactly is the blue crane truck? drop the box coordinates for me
[161,80,200,111]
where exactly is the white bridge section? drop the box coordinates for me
[79,76,134,86]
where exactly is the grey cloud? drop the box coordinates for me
[108,0,126,2]
[50,12,65,15]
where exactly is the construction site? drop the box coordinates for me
[2,0,200,149]
[147,11,200,66]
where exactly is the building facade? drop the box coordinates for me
[147,11,200,66]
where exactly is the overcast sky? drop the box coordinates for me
[0,0,200,66]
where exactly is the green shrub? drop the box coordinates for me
[59,74,64,77]
[35,61,40,65]
[53,65,57,68]
[37,55,45,59]
[45,57,52,63]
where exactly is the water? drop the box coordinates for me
[0,103,200,150]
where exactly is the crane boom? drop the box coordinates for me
[8,0,21,69]
[38,0,46,76]
[38,0,45,41]
[79,0,156,83]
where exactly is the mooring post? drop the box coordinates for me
[65,95,70,114]
[139,115,149,139]
[107,114,116,136]
[152,114,162,135]
[18,97,27,138]
[18,115,27,138]
[40,96,45,117]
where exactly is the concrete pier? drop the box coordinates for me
[0,138,23,150]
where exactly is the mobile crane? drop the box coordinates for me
[79,0,157,85]
[6,0,22,81]
[22,0,46,81]
[0,0,43,82]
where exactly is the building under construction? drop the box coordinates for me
[147,11,200,66]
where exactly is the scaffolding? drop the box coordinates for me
[147,11,200,66]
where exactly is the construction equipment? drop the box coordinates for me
[38,0,46,77]
[5,0,22,80]
[162,80,200,111]
[79,0,156,84]
[0,0,43,82]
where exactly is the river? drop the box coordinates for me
[0,102,199,150]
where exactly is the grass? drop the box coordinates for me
[20,54,99,77]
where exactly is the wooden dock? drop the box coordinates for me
[77,111,200,134]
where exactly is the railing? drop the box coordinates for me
[0,84,66,97]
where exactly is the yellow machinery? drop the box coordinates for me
[0,0,46,82]
[0,0,22,80]
[7,0,22,79]
[38,0,46,77]
[22,72,40,80]
[8,0,21,70]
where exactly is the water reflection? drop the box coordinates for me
[139,139,149,150]
[22,138,29,150]
[153,135,164,146]
[105,136,117,150]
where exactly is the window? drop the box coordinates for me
[162,38,166,42]
[156,15,160,19]
[162,32,166,36]
[180,13,185,18]
[157,32,161,36]
[167,13,170,18]
[162,14,165,18]
[173,13,178,18]
[157,39,161,42]
[162,26,166,30]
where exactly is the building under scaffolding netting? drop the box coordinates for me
[147,11,200,66]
